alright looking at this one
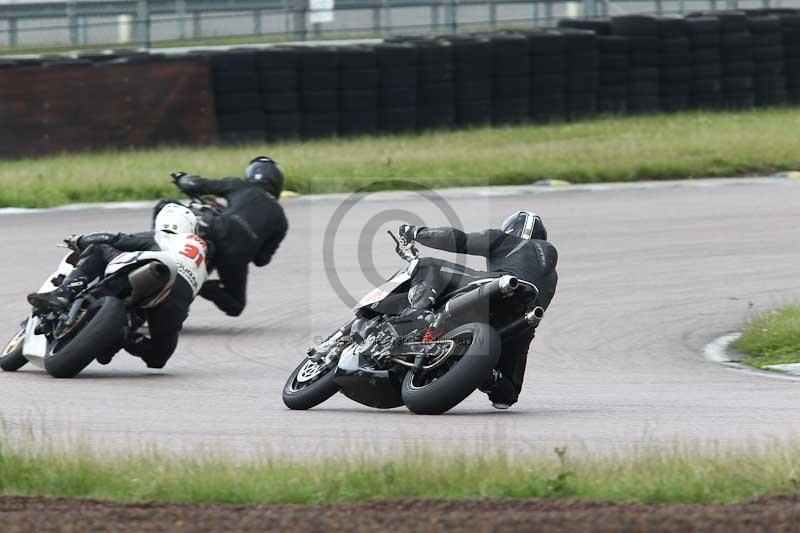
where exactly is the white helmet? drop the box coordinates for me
[154,203,197,246]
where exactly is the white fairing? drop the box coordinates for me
[105,251,177,308]
[354,258,418,311]
[23,252,77,368]
[105,233,209,300]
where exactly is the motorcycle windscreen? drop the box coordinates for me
[354,270,412,311]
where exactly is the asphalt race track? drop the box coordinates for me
[1,177,799,456]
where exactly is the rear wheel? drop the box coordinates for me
[401,322,501,415]
[0,324,28,372]
[283,356,340,410]
[44,297,126,378]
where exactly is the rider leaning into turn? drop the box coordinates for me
[27,203,202,369]
[162,156,289,318]
[396,211,558,410]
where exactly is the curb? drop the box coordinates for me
[703,333,800,382]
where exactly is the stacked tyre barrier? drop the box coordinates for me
[338,46,379,136]
[198,8,800,143]
[524,30,567,123]
[448,36,493,127]
[414,39,455,130]
[686,16,723,109]
[211,49,264,143]
[749,15,786,106]
[298,47,340,139]
[563,29,599,119]
[780,13,800,103]
[611,15,661,112]
[489,33,530,124]
[12,8,800,159]
[658,17,691,111]
[260,48,301,140]
[376,43,418,133]
[717,12,756,108]
[596,35,630,113]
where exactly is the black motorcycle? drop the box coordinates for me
[282,230,544,415]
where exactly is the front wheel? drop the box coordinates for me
[44,297,126,378]
[283,356,340,410]
[402,322,501,415]
[0,324,28,372]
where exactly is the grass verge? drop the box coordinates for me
[1,440,800,505]
[733,306,800,369]
[2,108,800,208]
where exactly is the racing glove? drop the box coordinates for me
[173,173,204,194]
[64,232,118,251]
[398,224,419,245]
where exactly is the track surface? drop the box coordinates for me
[1,178,799,455]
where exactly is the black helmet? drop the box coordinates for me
[501,211,547,240]
[245,156,284,198]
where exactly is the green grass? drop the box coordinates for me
[3,108,800,208]
[0,32,378,57]
[733,306,800,369]
[0,439,800,505]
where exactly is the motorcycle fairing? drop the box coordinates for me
[335,344,404,409]
[354,258,418,311]
[21,315,47,368]
[23,252,79,369]
[105,251,179,308]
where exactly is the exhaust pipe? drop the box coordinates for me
[498,306,546,337]
[498,275,519,296]
[127,261,171,305]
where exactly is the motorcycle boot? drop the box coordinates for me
[27,276,88,313]
[480,369,517,410]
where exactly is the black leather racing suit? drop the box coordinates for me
[412,227,559,405]
[177,176,289,317]
[67,232,194,368]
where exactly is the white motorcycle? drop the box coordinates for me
[1,238,204,378]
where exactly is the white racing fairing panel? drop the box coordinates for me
[22,315,47,369]
[354,259,418,311]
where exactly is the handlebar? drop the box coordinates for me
[387,230,419,262]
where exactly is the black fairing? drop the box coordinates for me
[335,349,404,409]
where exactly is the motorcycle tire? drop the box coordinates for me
[44,297,126,378]
[0,324,28,371]
[401,322,501,415]
[283,356,340,410]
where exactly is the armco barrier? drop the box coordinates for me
[8,8,800,158]
[0,54,215,158]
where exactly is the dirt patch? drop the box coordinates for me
[1,495,800,532]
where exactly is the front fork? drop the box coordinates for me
[308,319,355,362]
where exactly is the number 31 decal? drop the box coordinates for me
[180,244,205,267]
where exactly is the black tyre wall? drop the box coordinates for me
[442,36,492,127]
[748,15,787,107]
[414,39,455,130]
[490,33,529,124]
[339,46,379,136]
[375,42,418,133]
[211,50,265,143]
[611,15,660,112]
[524,30,567,123]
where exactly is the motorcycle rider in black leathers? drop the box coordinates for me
[396,211,558,409]
[26,203,201,369]
[164,156,289,317]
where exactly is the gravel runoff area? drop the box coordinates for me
[2,496,800,532]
